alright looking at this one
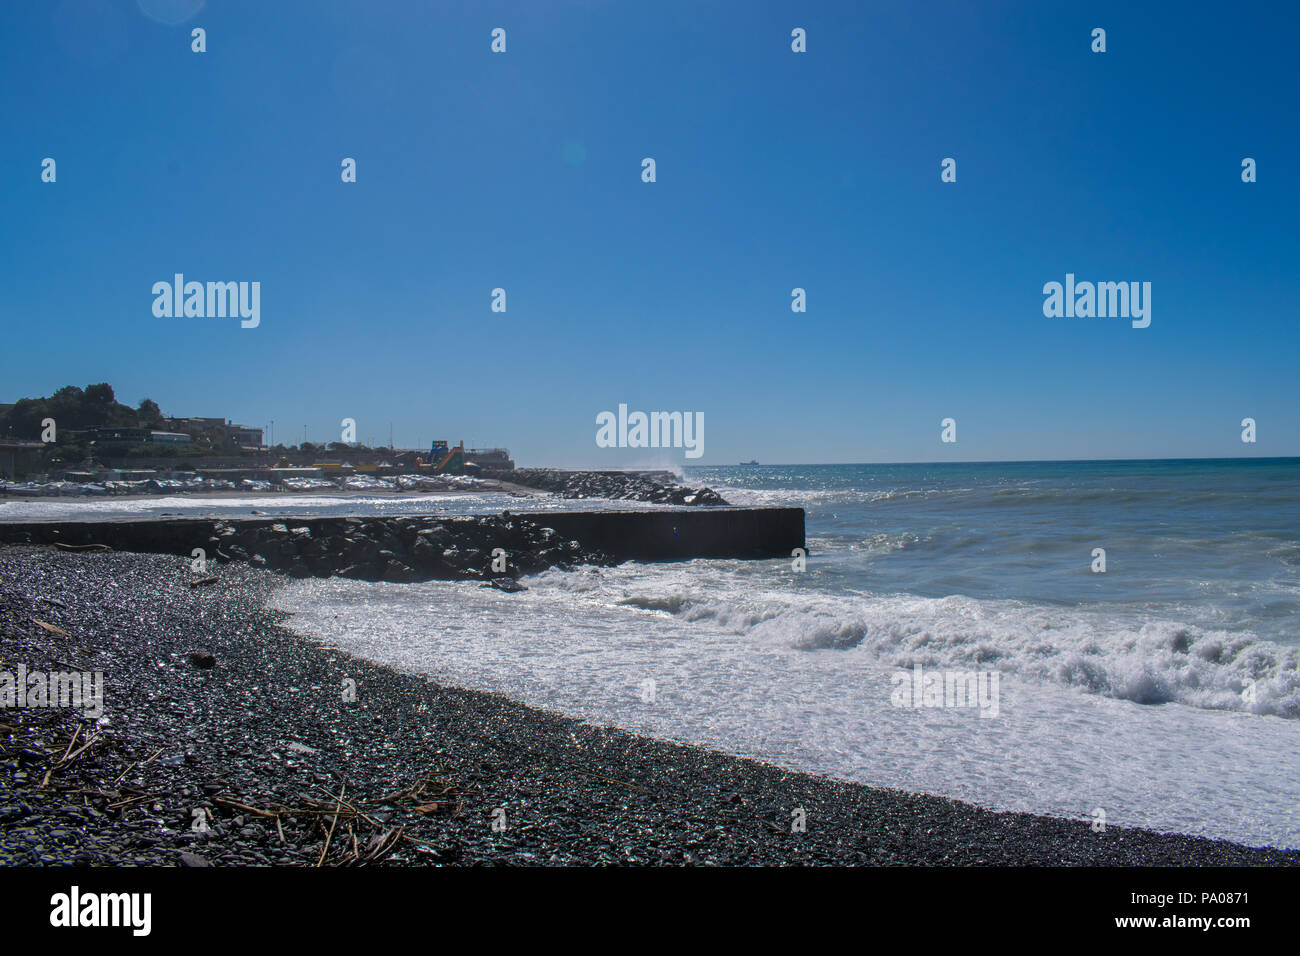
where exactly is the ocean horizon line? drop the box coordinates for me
[680,455,1300,468]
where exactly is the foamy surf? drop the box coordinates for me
[601,578,1300,718]
[270,561,1300,849]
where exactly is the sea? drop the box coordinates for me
[5,458,1298,848]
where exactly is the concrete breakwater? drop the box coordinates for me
[0,514,600,584]
[0,507,805,582]
[529,507,804,561]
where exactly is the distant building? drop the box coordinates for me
[84,427,192,450]
[228,424,263,448]
[163,417,262,449]
[163,417,225,439]
[85,426,153,447]
[465,448,515,471]
[0,440,43,479]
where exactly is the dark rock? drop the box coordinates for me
[345,538,380,566]
[381,560,415,583]
[188,650,217,669]
[409,537,438,567]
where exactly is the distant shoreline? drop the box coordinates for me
[0,481,540,504]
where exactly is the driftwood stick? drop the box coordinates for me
[40,726,81,787]
[63,732,102,763]
[316,784,346,867]
[212,796,281,818]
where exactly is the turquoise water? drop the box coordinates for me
[690,458,1300,646]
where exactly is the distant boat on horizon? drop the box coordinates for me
[740,459,758,466]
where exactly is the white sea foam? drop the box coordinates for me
[716,486,927,507]
[270,561,1300,848]
[529,562,1300,717]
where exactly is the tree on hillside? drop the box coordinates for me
[137,398,164,429]
[46,386,86,428]
[2,397,50,437]
[0,383,157,438]
[83,383,115,415]
[84,383,136,426]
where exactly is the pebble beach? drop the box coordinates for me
[2,545,1295,867]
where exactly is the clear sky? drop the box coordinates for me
[2,0,1296,466]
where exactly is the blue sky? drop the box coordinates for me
[2,0,1296,466]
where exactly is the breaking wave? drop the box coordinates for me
[554,569,1300,718]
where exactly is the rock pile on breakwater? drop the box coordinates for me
[507,469,728,505]
[204,514,610,583]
